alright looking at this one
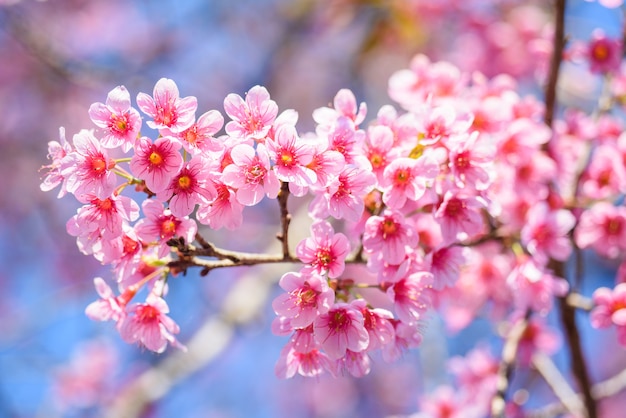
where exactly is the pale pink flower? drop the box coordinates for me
[275,344,336,379]
[313,301,369,360]
[415,385,474,418]
[590,283,626,331]
[134,199,197,258]
[427,245,467,290]
[363,209,418,265]
[224,85,278,141]
[575,202,626,259]
[304,139,345,190]
[448,132,494,190]
[88,85,141,152]
[580,144,626,200]
[362,125,397,183]
[381,319,423,363]
[272,271,335,329]
[61,129,117,200]
[521,202,576,264]
[416,104,473,145]
[313,88,367,128]
[111,224,143,281]
[158,156,217,218]
[195,181,244,230]
[40,127,73,198]
[324,116,363,165]
[435,189,486,245]
[296,220,351,278]
[506,256,569,315]
[266,124,316,186]
[513,315,561,366]
[119,293,184,353]
[340,350,371,378]
[447,346,498,399]
[85,277,125,323]
[67,193,139,240]
[221,143,280,206]
[381,156,439,210]
[388,271,433,325]
[174,109,224,154]
[136,78,197,134]
[130,136,183,193]
[352,299,395,351]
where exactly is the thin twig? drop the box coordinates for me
[532,352,586,417]
[276,181,292,259]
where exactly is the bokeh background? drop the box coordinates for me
[1,0,625,417]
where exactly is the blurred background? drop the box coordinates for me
[0,0,624,417]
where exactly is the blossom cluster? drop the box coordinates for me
[41,44,626,384]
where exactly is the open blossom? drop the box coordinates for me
[224,85,278,141]
[119,293,184,353]
[136,78,197,134]
[61,129,117,200]
[435,189,486,245]
[221,143,280,206]
[272,271,335,329]
[362,125,397,183]
[313,301,369,360]
[426,245,467,290]
[575,202,626,259]
[134,199,197,257]
[448,131,494,190]
[388,271,434,325]
[40,127,73,198]
[158,156,217,218]
[296,220,351,278]
[313,88,367,129]
[352,299,395,351]
[363,209,418,265]
[174,109,224,154]
[84,277,125,323]
[195,181,244,230]
[586,30,622,74]
[381,156,439,210]
[67,193,140,240]
[590,284,626,343]
[521,202,576,264]
[275,343,336,379]
[88,85,141,152]
[266,124,316,186]
[130,136,184,193]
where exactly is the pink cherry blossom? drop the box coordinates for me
[313,88,367,128]
[61,129,117,200]
[587,30,622,74]
[195,181,244,230]
[352,299,395,351]
[85,277,125,323]
[40,127,73,198]
[416,104,473,145]
[590,283,626,331]
[136,78,197,134]
[363,209,418,265]
[427,245,467,290]
[296,220,351,278]
[221,143,280,206]
[119,293,184,353]
[224,85,278,141]
[304,139,345,190]
[158,156,217,218]
[381,156,439,210]
[134,199,197,257]
[130,136,184,193]
[324,116,363,165]
[448,131,494,190]
[362,125,397,183]
[313,301,369,360]
[388,271,434,325]
[275,344,336,379]
[513,315,561,366]
[266,124,316,186]
[579,144,626,200]
[434,189,486,245]
[575,202,626,259]
[67,193,139,240]
[272,271,334,329]
[88,85,141,152]
[174,109,225,154]
[339,349,371,378]
[521,202,576,264]
[381,319,423,363]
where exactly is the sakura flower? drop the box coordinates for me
[579,144,626,200]
[521,202,576,264]
[195,181,244,230]
[272,271,335,329]
[295,220,351,278]
[174,109,224,154]
[221,143,280,206]
[130,136,183,193]
[434,189,486,245]
[447,346,498,399]
[381,156,439,210]
[426,245,467,290]
[313,301,369,360]
[134,199,197,258]
[448,131,494,190]
[514,315,561,366]
[587,30,622,74]
[340,349,371,378]
[363,209,419,265]
[313,88,367,128]
[304,138,345,190]
[352,299,395,351]
[362,124,397,183]
[61,129,117,200]
[136,78,197,134]
[590,283,626,332]
[275,343,336,379]
[158,156,217,218]
[266,124,316,186]
[119,293,184,353]
[381,319,423,363]
[40,127,73,198]
[388,271,434,325]
[324,116,363,165]
[224,85,278,141]
[575,202,626,259]
[88,85,141,152]
[416,104,473,145]
[67,193,140,240]
[85,277,125,323]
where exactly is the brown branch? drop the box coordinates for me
[276,181,292,259]
[543,0,567,128]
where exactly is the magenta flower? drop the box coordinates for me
[174,109,225,155]
[221,143,280,206]
[427,245,467,290]
[275,344,336,379]
[520,202,576,264]
[296,220,351,278]
[195,181,244,230]
[61,129,117,200]
[313,301,369,360]
[387,271,434,325]
[130,136,184,193]
[136,78,197,134]
[158,156,217,218]
[435,189,486,245]
[88,85,141,152]
[591,283,626,333]
[67,193,139,240]
[119,293,184,353]
[134,199,197,258]
[266,124,316,186]
[575,202,626,259]
[381,156,439,210]
[40,127,73,198]
[587,30,622,74]
[272,271,335,329]
[363,209,418,265]
[448,131,494,190]
[224,85,278,141]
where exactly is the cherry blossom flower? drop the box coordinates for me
[426,245,467,290]
[61,129,117,200]
[313,88,367,128]
[434,189,486,245]
[514,315,561,366]
[304,139,345,191]
[266,124,316,186]
[130,136,183,193]
[272,271,334,329]
[313,301,369,360]
[195,181,244,230]
[362,125,397,183]
[135,199,197,257]
[275,343,336,379]
[173,109,224,154]
[587,30,622,74]
[447,131,494,190]
[381,156,439,210]
[136,78,197,134]
[295,220,351,278]
[119,293,184,353]
[382,319,423,363]
[388,271,434,325]
[40,127,73,198]
[579,144,626,200]
[363,209,419,265]
[224,85,278,141]
[352,299,395,351]
[339,349,371,378]
[88,85,141,152]
[590,283,626,331]
[67,193,139,240]
[521,202,576,264]
[85,277,125,323]
[575,202,626,259]
[221,143,280,206]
